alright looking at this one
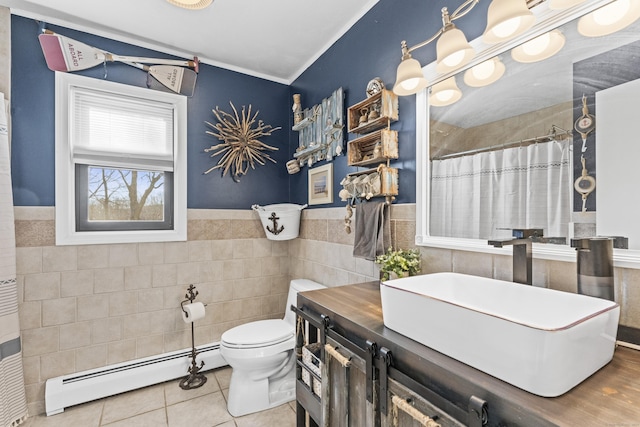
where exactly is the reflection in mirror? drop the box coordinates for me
[425,1,640,248]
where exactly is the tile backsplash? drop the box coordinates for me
[15,204,640,415]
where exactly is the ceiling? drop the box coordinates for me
[0,0,379,84]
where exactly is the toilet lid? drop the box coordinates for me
[221,319,294,348]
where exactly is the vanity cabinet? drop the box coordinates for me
[294,305,374,427]
[294,287,473,427]
[295,282,640,427]
[323,337,375,427]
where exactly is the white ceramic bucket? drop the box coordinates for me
[252,203,307,241]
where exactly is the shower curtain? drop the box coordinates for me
[0,93,28,426]
[430,140,571,240]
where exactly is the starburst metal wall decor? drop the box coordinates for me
[204,102,281,181]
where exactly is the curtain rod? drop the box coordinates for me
[432,125,572,161]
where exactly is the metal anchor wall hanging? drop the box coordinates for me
[266,212,284,235]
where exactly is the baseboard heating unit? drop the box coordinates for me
[45,343,226,416]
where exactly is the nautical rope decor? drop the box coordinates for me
[391,395,441,427]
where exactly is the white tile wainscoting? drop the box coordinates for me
[14,205,640,416]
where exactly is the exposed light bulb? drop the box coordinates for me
[593,0,630,26]
[522,33,551,56]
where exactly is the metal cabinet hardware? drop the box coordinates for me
[379,346,393,415]
[365,340,378,403]
[468,395,488,427]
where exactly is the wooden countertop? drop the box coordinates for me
[298,282,640,427]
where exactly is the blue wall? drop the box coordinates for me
[10,16,290,209]
[288,0,492,207]
[11,0,493,209]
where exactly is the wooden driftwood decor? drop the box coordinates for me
[204,102,281,181]
[291,87,345,168]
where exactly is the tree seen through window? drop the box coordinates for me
[87,166,165,222]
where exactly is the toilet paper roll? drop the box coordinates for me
[182,302,206,323]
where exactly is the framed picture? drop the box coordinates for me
[308,163,333,205]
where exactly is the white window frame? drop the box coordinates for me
[55,72,187,245]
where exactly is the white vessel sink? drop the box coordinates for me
[380,272,620,397]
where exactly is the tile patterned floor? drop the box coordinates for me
[23,366,297,427]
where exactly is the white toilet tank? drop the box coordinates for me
[283,279,325,325]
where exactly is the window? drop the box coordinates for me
[55,73,187,245]
[75,165,173,231]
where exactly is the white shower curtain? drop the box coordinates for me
[430,140,571,240]
[0,93,28,426]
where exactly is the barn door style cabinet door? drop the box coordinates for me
[293,306,377,427]
[321,339,465,427]
[322,337,377,427]
[292,303,468,427]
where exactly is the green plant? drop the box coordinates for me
[375,247,421,281]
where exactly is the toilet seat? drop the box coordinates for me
[221,319,293,349]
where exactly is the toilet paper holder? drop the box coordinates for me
[179,284,208,390]
[180,286,208,319]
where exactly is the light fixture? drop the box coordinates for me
[578,0,640,37]
[511,30,566,63]
[548,0,587,10]
[463,57,505,87]
[436,8,475,73]
[393,0,479,96]
[393,42,429,96]
[166,0,213,10]
[483,0,535,44]
[429,77,462,107]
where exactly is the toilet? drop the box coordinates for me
[220,279,325,417]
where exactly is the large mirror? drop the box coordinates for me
[416,0,640,265]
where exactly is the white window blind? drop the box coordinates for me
[70,86,175,171]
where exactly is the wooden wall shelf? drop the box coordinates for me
[347,164,398,198]
[347,129,398,167]
[341,85,399,205]
[347,89,398,134]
